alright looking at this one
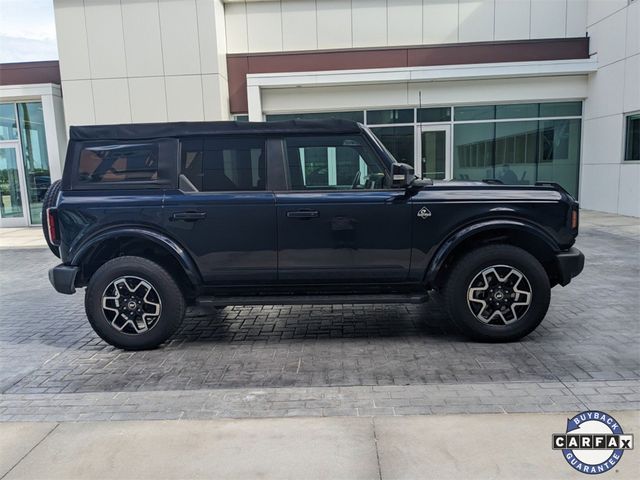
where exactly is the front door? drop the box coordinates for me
[417,125,451,180]
[163,136,277,285]
[276,133,412,283]
[0,143,29,227]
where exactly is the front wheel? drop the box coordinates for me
[443,244,550,342]
[85,256,185,350]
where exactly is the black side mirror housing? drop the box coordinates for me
[391,163,416,188]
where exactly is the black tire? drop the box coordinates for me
[41,179,61,257]
[85,256,185,350]
[443,244,550,342]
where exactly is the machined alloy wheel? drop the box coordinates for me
[443,244,550,342]
[85,256,185,350]
[102,276,162,334]
[466,265,532,325]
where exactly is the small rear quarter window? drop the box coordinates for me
[78,143,158,183]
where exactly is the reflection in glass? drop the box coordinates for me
[367,109,413,125]
[453,123,495,181]
[537,119,581,197]
[0,103,18,140]
[539,102,582,118]
[370,126,414,166]
[418,107,451,123]
[0,147,23,218]
[421,130,446,180]
[454,105,496,121]
[454,119,581,197]
[496,103,539,119]
[494,121,538,186]
[17,102,51,224]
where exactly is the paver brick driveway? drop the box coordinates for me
[0,213,638,420]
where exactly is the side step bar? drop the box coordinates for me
[197,293,429,307]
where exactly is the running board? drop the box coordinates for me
[197,293,429,307]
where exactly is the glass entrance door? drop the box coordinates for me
[418,125,451,180]
[0,143,28,226]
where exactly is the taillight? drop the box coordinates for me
[47,208,59,245]
[571,207,579,230]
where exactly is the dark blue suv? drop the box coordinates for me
[43,120,584,350]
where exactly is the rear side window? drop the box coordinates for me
[180,136,266,192]
[78,143,158,183]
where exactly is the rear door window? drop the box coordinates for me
[78,143,158,183]
[180,136,266,192]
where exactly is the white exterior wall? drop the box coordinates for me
[225,0,588,54]
[53,0,230,128]
[260,76,589,113]
[580,0,639,217]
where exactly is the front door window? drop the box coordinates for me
[284,135,388,190]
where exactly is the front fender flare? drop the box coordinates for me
[70,227,202,287]
[424,219,560,285]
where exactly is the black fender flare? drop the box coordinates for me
[70,227,202,287]
[424,219,560,285]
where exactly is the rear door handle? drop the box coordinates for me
[171,211,207,221]
[286,209,319,219]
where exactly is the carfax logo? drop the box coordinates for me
[553,411,634,474]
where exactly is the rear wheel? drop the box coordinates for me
[41,179,61,257]
[443,244,550,342]
[85,256,185,350]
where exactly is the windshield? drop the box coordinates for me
[362,126,398,167]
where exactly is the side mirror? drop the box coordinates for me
[391,163,416,188]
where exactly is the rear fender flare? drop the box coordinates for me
[424,219,560,285]
[70,227,202,286]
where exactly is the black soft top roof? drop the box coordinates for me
[69,119,363,141]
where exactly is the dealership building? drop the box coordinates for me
[0,0,638,227]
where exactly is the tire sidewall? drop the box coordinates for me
[445,246,550,342]
[85,257,184,350]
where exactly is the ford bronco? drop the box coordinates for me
[44,120,584,350]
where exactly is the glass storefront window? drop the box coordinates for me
[540,102,582,118]
[417,107,451,123]
[370,126,414,167]
[260,101,582,198]
[624,114,640,161]
[454,105,496,121]
[537,119,581,196]
[0,103,18,141]
[494,120,539,185]
[453,123,495,181]
[17,102,51,224]
[496,103,539,119]
[266,111,364,122]
[366,109,413,125]
[454,119,581,197]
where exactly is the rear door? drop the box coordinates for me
[276,133,412,283]
[163,135,277,285]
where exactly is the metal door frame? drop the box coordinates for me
[415,124,452,180]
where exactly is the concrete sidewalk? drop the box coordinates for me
[1,412,639,479]
[0,227,46,249]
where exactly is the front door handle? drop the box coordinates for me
[286,209,319,219]
[171,211,207,221]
